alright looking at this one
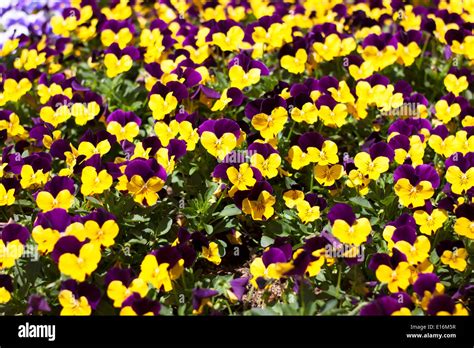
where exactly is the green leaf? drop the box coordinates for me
[24,260,41,285]
[411,307,424,316]
[126,238,148,245]
[218,204,241,217]
[260,235,275,247]
[264,220,292,236]
[380,194,396,206]
[128,214,150,223]
[204,224,213,235]
[14,199,35,208]
[128,101,143,111]
[320,299,338,314]
[155,217,173,236]
[326,285,343,298]
[204,182,219,201]
[349,196,372,210]
[246,308,278,316]
[429,249,440,264]
[85,196,102,207]
[216,240,227,257]
[189,166,199,176]
[94,299,117,315]
[158,305,174,316]
[274,303,300,315]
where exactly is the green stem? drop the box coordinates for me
[416,34,431,69]
[225,301,234,316]
[15,263,24,287]
[347,301,366,316]
[245,286,255,310]
[181,270,187,292]
[336,263,343,299]
[300,284,306,315]
[287,121,296,141]
[209,188,226,215]
[0,208,9,222]
[432,228,442,252]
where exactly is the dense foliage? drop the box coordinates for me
[0,0,473,316]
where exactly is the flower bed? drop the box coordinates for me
[0,0,473,316]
